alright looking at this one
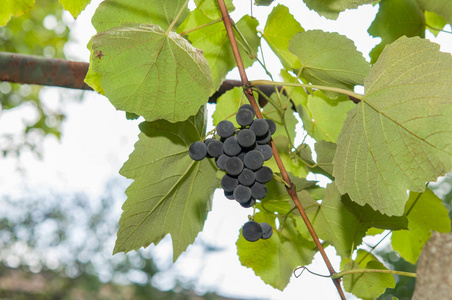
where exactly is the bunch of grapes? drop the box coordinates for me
[188,104,276,241]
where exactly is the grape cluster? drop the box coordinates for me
[188,104,276,241]
[242,221,273,242]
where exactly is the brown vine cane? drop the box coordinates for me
[216,1,346,299]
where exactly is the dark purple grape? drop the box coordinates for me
[224,190,235,200]
[244,150,264,171]
[256,144,273,161]
[250,119,269,137]
[237,129,256,148]
[215,154,230,170]
[242,221,262,242]
[239,104,256,116]
[260,222,273,239]
[236,109,254,126]
[239,197,255,208]
[256,131,272,145]
[223,136,241,156]
[188,141,207,161]
[233,185,252,204]
[238,168,256,186]
[251,182,267,199]
[225,157,244,176]
[207,139,224,158]
[221,174,238,192]
[265,119,276,135]
[255,166,273,184]
[217,120,235,138]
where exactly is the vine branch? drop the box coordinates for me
[332,268,417,279]
[216,1,346,299]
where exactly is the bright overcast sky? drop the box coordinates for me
[1,1,451,299]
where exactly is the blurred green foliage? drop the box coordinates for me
[0,0,70,157]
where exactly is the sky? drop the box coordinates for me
[1,1,452,299]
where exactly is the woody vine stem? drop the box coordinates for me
[216,1,346,299]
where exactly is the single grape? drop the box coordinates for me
[223,136,241,156]
[225,157,244,176]
[238,168,256,186]
[204,138,216,158]
[256,144,273,161]
[217,120,235,138]
[239,197,255,208]
[256,131,272,145]
[249,119,270,137]
[251,182,267,199]
[244,150,264,171]
[265,119,277,135]
[239,104,256,117]
[215,154,230,171]
[255,166,274,184]
[188,141,207,161]
[233,185,252,204]
[236,109,254,126]
[221,174,238,192]
[207,139,224,158]
[242,221,262,242]
[237,129,256,148]
[260,222,273,239]
[224,190,235,200]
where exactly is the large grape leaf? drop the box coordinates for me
[391,189,451,264]
[114,108,218,260]
[297,90,355,143]
[333,36,452,216]
[416,0,452,24]
[341,250,396,299]
[0,0,34,26]
[288,30,370,94]
[341,195,408,230]
[295,183,367,257]
[178,9,259,92]
[237,212,317,290]
[91,0,189,32]
[58,0,91,18]
[89,23,213,123]
[263,4,304,69]
[368,0,425,64]
[85,0,190,96]
[302,0,374,20]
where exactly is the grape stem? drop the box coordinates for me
[332,269,417,279]
[250,80,363,100]
[216,1,346,299]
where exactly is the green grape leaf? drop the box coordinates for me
[58,0,91,18]
[262,94,298,146]
[296,182,367,257]
[263,4,304,69]
[341,250,396,300]
[368,0,425,64]
[237,212,317,290]
[254,0,274,6]
[0,0,34,26]
[416,0,452,24]
[333,36,452,216]
[91,0,189,32]
[280,69,308,107]
[179,10,259,92]
[114,108,218,261]
[89,23,213,123]
[341,195,408,230]
[298,90,355,143]
[425,11,447,37]
[194,0,235,20]
[288,30,370,94]
[84,40,104,95]
[314,141,336,177]
[391,189,451,264]
[302,0,374,20]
